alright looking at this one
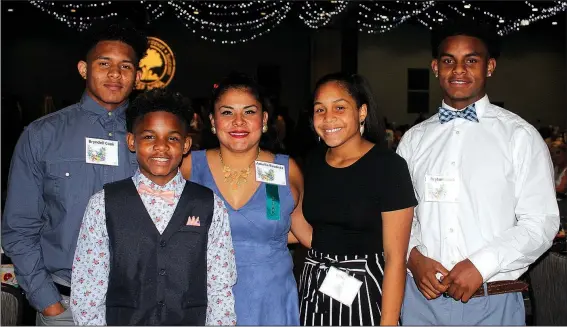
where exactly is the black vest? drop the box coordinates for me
[104,178,213,326]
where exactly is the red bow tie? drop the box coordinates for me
[137,183,175,205]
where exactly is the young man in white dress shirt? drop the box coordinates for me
[397,19,560,325]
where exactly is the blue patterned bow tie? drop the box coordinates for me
[439,104,479,124]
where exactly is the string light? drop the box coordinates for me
[417,17,432,30]
[186,1,282,17]
[298,1,349,29]
[29,0,118,32]
[447,4,467,17]
[435,10,448,21]
[41,1,113,9]
[169,1,288,29]
[525,1,538,12]
[199,2,258,10]
[26,1,567,42]
[454,1,566,35]
[358,1,435,34]
[359,0,565,36]
[168,1,292,44]
[499,1,567,35]
[141,1,165,22]
[463,1,505,21]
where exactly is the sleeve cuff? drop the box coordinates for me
[468,249,501,282]
[406,244,427,277]
[407,242,427,262]
[29,281,63,312]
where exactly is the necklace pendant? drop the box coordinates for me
[219,149,259,190]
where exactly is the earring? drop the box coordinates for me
[262,124,268,133]
[211,126,217,134]
[360,122,365,135]
[435,72,438,77]
[487,72,492,77]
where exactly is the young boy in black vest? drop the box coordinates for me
[70,89,237,326]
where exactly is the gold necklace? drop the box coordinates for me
[219,148,261,190]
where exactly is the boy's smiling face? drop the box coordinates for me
[127,111,191,186]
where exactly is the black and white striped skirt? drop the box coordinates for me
[299,249,386,326]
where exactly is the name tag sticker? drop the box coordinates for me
[318,266,362,307]
[85,137,119,166]
[255,161,286,186]
[424,174,460,202]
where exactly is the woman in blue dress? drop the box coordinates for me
[181,72,312,325]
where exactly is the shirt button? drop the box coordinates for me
[449,228,454,233]
[108,132,113,137]
[108,112,112,116]
[159,269,166,276]
[160,240,166,247]
[451,161,456,166]
[451,260,456,265]
[65,172,70,177]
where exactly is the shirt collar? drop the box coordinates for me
[79,91,129,124]
[133,168,186,197]
[441,94,490,119]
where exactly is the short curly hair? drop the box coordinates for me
[126,88,194,133]
[83,17,148,64]
[431,18,501,60]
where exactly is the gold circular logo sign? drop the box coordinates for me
[136,36,176,90]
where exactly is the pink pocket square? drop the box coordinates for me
[186,216,201,226]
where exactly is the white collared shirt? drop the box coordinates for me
[397,95,559,282]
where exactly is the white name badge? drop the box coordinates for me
[424,174,460,202]
[85,137,119,166]
[255,161,286,186]
[319,267,363,307]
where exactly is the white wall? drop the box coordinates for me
[358,22,566,128]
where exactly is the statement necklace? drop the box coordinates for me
[219,148,260,190]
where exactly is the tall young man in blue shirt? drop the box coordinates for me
[2,18,148,325]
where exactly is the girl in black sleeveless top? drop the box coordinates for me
[298,73,417,326]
